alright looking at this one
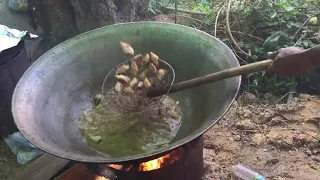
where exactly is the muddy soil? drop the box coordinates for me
[203,93,320,180]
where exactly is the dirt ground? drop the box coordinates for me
[202,93,320,180]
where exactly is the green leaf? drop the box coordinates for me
[287,41,295,46]
[286,23,292,28]
[148,8,156,15]
[270,12,277,18]
[254,46,261,53]
[282,32,289,38]
[309,42,318,47]
[192,7,200,12]
[156,9,162,13]
[243,27,250,34]
[291,22,301,28]
[252,55,258,60]
[267,35,281,43]
[302,41,309,47]
[285,6,294,11]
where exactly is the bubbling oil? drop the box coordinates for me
[79,94,182,157]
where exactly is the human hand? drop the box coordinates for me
[266,47,311,77]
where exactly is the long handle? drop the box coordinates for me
[169,59,273,94]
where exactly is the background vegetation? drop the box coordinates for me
[31,0,320,97]
[148,0,320,97]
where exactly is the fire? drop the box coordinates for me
[100,147,185,177]
[94,176,111,180]
[139,156,165,171]
[139,147,184,171]
[108,164,123,170]
[107,164,133,171]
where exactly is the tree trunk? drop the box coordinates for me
[28,0,150,46]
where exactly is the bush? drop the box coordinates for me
[150,0,320,96]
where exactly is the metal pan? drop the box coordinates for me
[11,22,240,163]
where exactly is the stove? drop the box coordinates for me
[54,136,204,180]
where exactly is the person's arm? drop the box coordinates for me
[266,45,320,77]
[305,45,320,66]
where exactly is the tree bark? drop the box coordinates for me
[28,0,150,46]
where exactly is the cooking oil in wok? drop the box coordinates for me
[78,94,182,157]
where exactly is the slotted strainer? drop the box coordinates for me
[101,41,273,114]
[101,42,175,113]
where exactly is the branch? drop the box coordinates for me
[217,29,264,42]
[168,14,204,24]
[291,16,312,42]
[214,6,224,37]
[294,33,307,46]
[226,0,251,57]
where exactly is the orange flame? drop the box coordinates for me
[102,147,185,175]
[94,176,111,180]
[108,164,123,170]
[139,147,184,171]
[139,156,166,171]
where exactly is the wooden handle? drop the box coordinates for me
[169,59,273,94]
[147,60,273,97]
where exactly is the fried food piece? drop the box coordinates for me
[148,63,157,75]
[137,81,144,88]
[116,64,129,74]
[130,60,138,76]
[129,77,138,87]
[143,54,150,64]
[123,87,135,96]
[120,41,134,56]
[115,82,123,93]
[115,75,130,84]
[133,54,144,64]
[150,52,159,67]
[143,78,151,88]
[157,69,168,80]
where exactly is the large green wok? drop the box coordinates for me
[12,22,240,163]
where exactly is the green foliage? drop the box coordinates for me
[149,0,320,96]
[192,0,212,15]
[190,0,319,95]
[237,0,319,95]
[147,0,162,14]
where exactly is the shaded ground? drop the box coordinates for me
[0,140,24,180]
[203,93,320,180]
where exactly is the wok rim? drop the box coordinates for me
[12,21,241,163]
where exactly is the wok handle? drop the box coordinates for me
[169,59,273,94]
